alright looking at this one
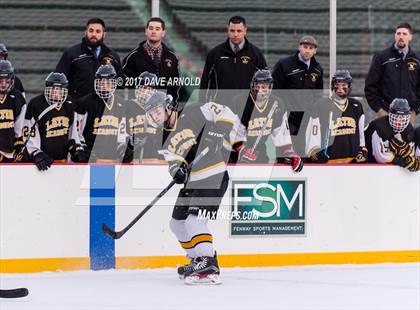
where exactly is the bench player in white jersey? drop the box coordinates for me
[144,91,245,285]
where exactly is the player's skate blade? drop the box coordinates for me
[184,274,222,285]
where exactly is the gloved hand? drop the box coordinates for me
[13,139,25,162]
[33,151,54,171]
[283,155,304,173]
[169,162,189,184]
[352,146,368,163]
[240,148,259,163]
[70,144,90,163]
[309,149,329,163]
[389,138,413,158]
[393,155,420,172]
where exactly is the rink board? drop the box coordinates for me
[0,164,419,273]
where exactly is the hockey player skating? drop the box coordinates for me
[229,69,303,171]
[144,91,245,285]
[307,70,368,163]
[366,98,419,171]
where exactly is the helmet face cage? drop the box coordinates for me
[331,70,352,98]
[135,85,156,108]
[250,70,273,108]
[44,86,68,106]
[94,77,117,99]
[389,98,411,133]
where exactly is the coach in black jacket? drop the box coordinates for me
[123,17,180,105]
[365,22,420,120]
[56,18,122,100]
[199,16,267,105]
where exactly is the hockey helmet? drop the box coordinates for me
[0,60,14,94]
[135,71,158,108]
[44,72,69,106]
[144,90,168,127]
[389,98,411,133]
[331,69,352,98]
[94,64,117,99]
[250,69,273,108]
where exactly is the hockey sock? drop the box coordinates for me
[184,214,214,257]
[169,218,197,258]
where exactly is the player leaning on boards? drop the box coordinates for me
[0,60,26,163]
[143,91,245,285]
[74,64,127,163]
[23,72,81,171]
[306,70,367,164]
[122,17,180,105]
[365,98,419,172]
[229,70,303,172]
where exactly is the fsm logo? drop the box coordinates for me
[231,180,306,236]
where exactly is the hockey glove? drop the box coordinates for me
[389,138,413,158]
[309,148,329,163]
[33,151,54,171]
[282,155,304,173]
[392,155,420,172]
[13,138,25,162]
[70,144,90,163]
[169,162,189,184]
[240,148,259,163]
[352,146,368,164]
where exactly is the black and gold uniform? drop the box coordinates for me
[230,93,292,163]
[308,96,366,163]
[24,95,78,161]
[75,92,127,162]
[0,88,26,162]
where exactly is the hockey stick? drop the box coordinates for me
[15,102,60,161]
[0,288,29,298]
[250,100,278,153]
[103,146,210,239]
[322,110,333,157]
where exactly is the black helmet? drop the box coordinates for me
[389,98,410,133]
[250,69,273,107]
[0,43,7,60]
[0,60,14,94]
[331,69,352,95]
[135,71,158,108]
[94,64,117,99]
[44,72,68,105]
[144,90,168,127]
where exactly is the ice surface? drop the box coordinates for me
[1,263,419,310]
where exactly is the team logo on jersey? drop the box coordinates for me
[407,61,417,71]
[240,56,251,64]
[165,59,172,67]
[101,56,114,65]
[230,179,306,236]
[310,73,318,82]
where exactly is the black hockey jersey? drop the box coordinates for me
[160,102,245,184]
[365,116,415,163]
[0,88,26,159]
[24,95,78,160]
[307,97,365,163]
[75,92,126,162]
[230,93,292,163]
